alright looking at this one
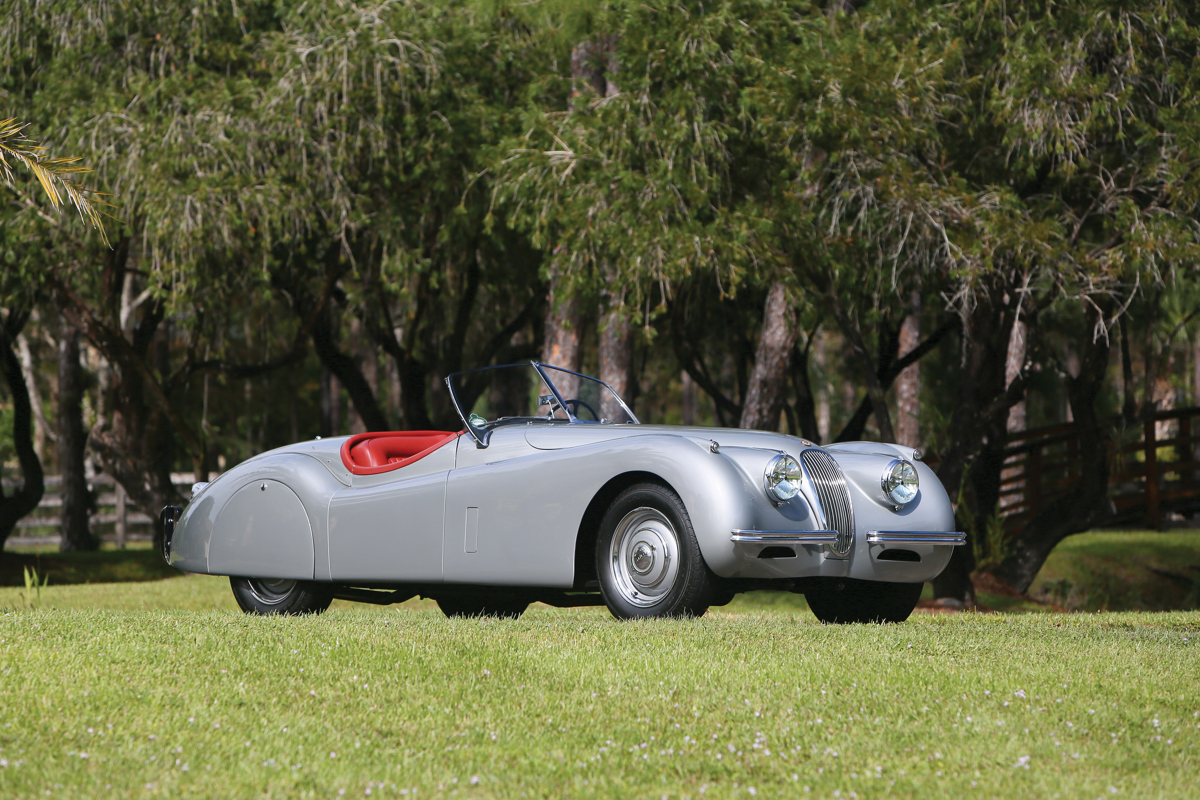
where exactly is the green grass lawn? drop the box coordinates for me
[0,578,1197,799]
[0,534,1198,798]
[1028,530,1200,612]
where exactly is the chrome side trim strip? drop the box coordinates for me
[730,530,839,545]
[866,531,966,546]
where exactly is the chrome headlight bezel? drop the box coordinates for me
[764,454,803,503]
[881,459,919,507]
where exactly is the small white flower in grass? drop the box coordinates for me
[187,718,194,724]
[748,789,756,796]
[330,752,337,759]
[1109,787,1118,794]
[470,777,480,785]
[1015,689,1026,699]
[213,723,220,729]
[1014,755,1031,769]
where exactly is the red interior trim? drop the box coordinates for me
[339,430,460,476]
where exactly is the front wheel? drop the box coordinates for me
[596,482,715,620]
[230,577,333,616]
[804,578,922,624]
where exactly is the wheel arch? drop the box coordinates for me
[573,470,679,589]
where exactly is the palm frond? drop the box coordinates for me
[0,118,112,245]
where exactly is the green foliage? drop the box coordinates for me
[18,564,48,610]
[0,118,110,243]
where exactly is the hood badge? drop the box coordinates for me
[709,440,720,454]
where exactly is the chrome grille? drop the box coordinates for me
[801,449,855,555]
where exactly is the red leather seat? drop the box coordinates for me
[340,431,459,475]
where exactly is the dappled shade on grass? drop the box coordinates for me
[0,543,178,588]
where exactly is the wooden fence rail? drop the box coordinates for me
[997,407,1200,531]
[1,474,210,546]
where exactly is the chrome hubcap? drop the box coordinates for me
[610,507,679,608]
[246,578,297,606]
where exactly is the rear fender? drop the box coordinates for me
[169,454,344,580]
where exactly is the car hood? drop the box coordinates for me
[524,423,916,461]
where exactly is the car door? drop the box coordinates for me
[325,442,456,583]
[442,425,588,588]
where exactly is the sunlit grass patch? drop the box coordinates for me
[0,601,1196,799]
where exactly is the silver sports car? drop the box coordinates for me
[163,362,963,623]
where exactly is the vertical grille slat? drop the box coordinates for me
[800,449,855,555]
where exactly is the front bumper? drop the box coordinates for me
[730,530,838,545]
[866,530,966,546]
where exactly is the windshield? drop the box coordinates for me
[446,362,638,444]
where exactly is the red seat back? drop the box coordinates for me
[340,431,459,475]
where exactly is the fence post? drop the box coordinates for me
[115,482,127,549]
[1145,417,1160,529]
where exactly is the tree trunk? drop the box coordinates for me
[0,318,45,548]
[823,289,897,443]
[16,333,53,461]
[1193,330,1200,407]
[789,343,821,442]
[681,370,697,426]
[991,303,1113,592]
[1005,319,1028,433]
[930,274,1028,602]
[58,323,95,552]
[814,331,830,442]
[542,248,583,399]
[834,318,958,443]
[599,279,633,422]
[895,292,921,446]
[740,282,796,431]
[311,308,387,433]
[1119,314,1137,423]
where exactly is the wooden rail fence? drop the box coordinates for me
[2,473,208,546]
[998,407,1200,530]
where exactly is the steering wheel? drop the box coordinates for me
[563,398,600,421]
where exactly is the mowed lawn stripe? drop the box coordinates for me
[0,596,1197,799]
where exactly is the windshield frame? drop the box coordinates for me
[445,361,640,447]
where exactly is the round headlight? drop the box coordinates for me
[882,459,919,506]
[764,455,803,503]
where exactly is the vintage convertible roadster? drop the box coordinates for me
[163,362,963,623]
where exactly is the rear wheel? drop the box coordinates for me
[805,578,922,624]
[596,482,715,620]
[230,577,333,616]
[436,593,528,620]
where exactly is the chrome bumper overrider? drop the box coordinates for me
[730,530,839,545]
[866,531,966,546]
